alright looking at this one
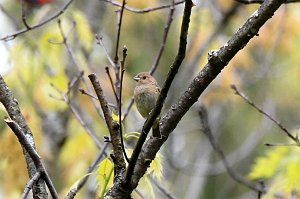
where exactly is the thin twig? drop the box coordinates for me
[0,75,48,198]
[197,105,264,193]
[123,0,176,121]
[79,88,118,110]
[124,0,194,187]
[79,88,98,100]
[113,0,126,97]
[59,73,103,149]
[257,181,265,199]
[185,2,240,76]
[96,35,115,67]
[1,0,75,41]
[105,66,119,102]
[128,0,288,196]
[102,0,185,13]
[5,118,59,199]
[21,171,42,199]
[119,47,130,163]
[149,0,175,75]
[123,97,134,120]
[89,74,126,173]
[21,0,30,29]
[56,19,104,119]
[230,84,299,144]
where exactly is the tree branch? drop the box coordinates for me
[5,118,58,199]
[21,171,42,199]
[0,75,48,199]
[0,0,75,41]
[102,0,184,13]
[88,74,126,173]
[149,0,176,75]
[230,84,299,144]
[123,0,177,121]
[197,104,264,193]
[124,0,194,189]
[131,0,287,192]
[118,47,130,163]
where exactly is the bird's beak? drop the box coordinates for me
[133,75,140,81]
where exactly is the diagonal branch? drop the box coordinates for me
[0,0,75,41]
[5,118,58,199]
[149,0,176,75]
[131,0,288,191]
[124,0,194,188]
[21,172,42,199]
[231,84,299,144]
[88,74,126,172]
[123,0,176,121]
[197,105,264,193]
[0,74,48,199]
[102,0,184,13]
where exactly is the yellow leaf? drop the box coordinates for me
[137,176,155,199]
[148,152,163,181]
[248,147,289,179]
[285,159,300,192]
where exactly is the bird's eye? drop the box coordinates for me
[142,76,146,80]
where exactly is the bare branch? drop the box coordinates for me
[5,118,58,199]
[59,72,104,149]
[1,0,75,41]
[130,0,288,194]
[118,47,130,163]
[230,84,299,144]
[105,66,119,103]
[197,104,264,193]
[56,19,104,120]
[124,0,176,120]
[96,35,115,67]
[113,0,126,98]
[123,97,134,120]
[0,74,48,198]
[21,0,31,29]
[124,0,194,188]
[149,0,176,75]
[102,0,185,13]
[21,172,42,199]
[88,74,126,172]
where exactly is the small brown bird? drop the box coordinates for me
[133,72,161,137]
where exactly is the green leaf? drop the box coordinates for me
[97,157,114,198]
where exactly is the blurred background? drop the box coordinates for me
[0,0,300,198]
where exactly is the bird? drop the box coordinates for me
[133,72,161,138]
